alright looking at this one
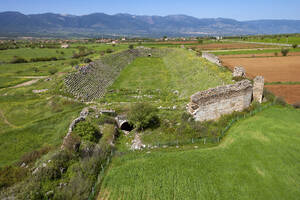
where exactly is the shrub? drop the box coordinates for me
[292,102,300,109]
[0,166,28,189]
[70,60,79,66]
[292,44,298,48]
[232,76,245,82]
[106,48,113,53]
[128,44,134,49]
[18,146,52,165]
[263,88,275,103]
[128,102,160,130]
[83,58,92,63]
[274,52,278,57]
[198,39,203,44]
[11,56,27,63]
[281,48,289,56]
[274,96,287,106]
[48,68,58,75]
[73,121,100,142]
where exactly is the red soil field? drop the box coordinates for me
[220,52,300,59]
[265,85,300,104]
[220,56,300,82]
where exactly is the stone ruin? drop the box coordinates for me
[188,64,265,121]
[253,76,264,103]
[202,52,222,66]
[233,66,246,77]
[188,80,253,122]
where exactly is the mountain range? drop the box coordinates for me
[1,11,300,37]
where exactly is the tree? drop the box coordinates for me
[292,44,298,49]
[198,39,203,44]
[281,48,289,56]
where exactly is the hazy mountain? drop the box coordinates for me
[1,11,300,37]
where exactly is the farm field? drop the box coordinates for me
[192,42,275,50]
[221,56,300,82]
[265,84,300,104]
[98,106,300,200]
[218,51,300,58]
[231,36,300,45]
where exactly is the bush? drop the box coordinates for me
[128,102,160,130]
[292,102,300,109]
[19,146,52,165]
[73,121,100,142]
[83,58,92,63]
[274,96,287,106]
[281,48,289,56]
[70,60,79,66]
[48,68,58,75]
[11,56,27,63]
[292,44,298,48]
[232,76,246,82]
[0,166,28,189]
[128,44,134,49]
[274,52,278,57]
[106,48,113,53]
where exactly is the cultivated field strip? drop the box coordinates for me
[65,48,169,101]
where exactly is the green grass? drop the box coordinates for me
[265,81,300,85]
[0,48,75,62]
[104,48,232,103]
[101,48,233,144]
[99,106,300,200]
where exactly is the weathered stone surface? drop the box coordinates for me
[202,52,222,66]
[253,76,264,103]
[188,80,253,122]
[233,66,246,77]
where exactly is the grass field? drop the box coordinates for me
[99,106,300,200]
[0,48,75,62]
[104,48,232,103]
[230,36,300,45]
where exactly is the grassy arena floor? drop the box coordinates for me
[99,106,300,200]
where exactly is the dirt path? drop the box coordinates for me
[0,109,17,128]
[9,76,48,88]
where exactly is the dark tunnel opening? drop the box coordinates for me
[120,122,134,131]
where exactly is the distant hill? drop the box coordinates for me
[1,11,300,37]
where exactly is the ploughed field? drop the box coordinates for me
[98,107,300,200]
[265,84,300,104]
[220,56,300,104]
[220,56,300,82]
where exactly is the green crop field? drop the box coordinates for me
[230,36,300,45]
[0,48,75,62]
[99,106,300,200]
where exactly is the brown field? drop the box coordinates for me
[220,52,300,59]
[193,43,273,50]
[221,56,300,82]
[265,85,300,104]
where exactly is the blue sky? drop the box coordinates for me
[1,0,300,21]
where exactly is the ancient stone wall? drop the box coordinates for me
[202,52,222,66]
[233,66,246,77]
[253,76,264,103]
[188,80,253,122]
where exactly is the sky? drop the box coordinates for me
[1,0,300,21]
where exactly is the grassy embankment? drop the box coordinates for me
[0,43,128,166]
[101,48,233,144]
[99,106,300,200]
